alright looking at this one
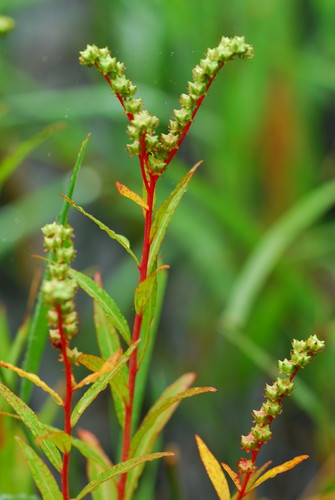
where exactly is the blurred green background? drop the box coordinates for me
[1,0,335,499]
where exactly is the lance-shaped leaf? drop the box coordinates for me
[134,266,169,315]
[69,268,131,345]
[248,455,309,491]
[74,350,122,390]
[196,435,230,500]
[115,181,149,210]
[79,352,128,428]
[16,437,62,500]
[221,462,241,491]
[93,273,128,427]
[72,433,112,470]
[77,429,117,500]
[126,373,215,498]
[148,161,201,274]
[37,430,72,454]
[0,361,63,405]
[62,196,139,265]
[0,383,62,471]
[74,452,174,500]
[71,340,140,427]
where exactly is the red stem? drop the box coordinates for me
[236,367,300,499]
[117,147,158,500]
[56,305,73,500]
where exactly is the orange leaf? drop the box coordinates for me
[249,455,309,491]
[221,462,241,491]
[195,435,230,500]
[115,181,149,210]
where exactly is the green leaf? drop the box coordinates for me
[0,361,63,405]
[92,273,128,427]
[126,373,215,498]
[0,383,62,471]
[134,266,168,315]
[249,455,309,491]
[57,132,91,226]
[69,268,131,345]
[195,435,230,500]
[62,196,139,265]
[37,430,72,454]
[223,178,335,330]
[72,433,112,470]
[74,452,173,500]
[71,340,139,427]
[76,429,117,500]
[147,161,200,274]
[0,122,65,190]
[15,437,62,500]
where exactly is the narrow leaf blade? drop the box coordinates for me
[0,361,63,405]
[115,181,148,210]
[196,435,230,500]
[250,455,309,491]
[71,341,139,427]
[148,161,200,273]
[16,437,62,500]
[75,452,173,500]
[221,462,241,491]
[62,196,139,264]
[0,383,62,471]
[69,268,131,345]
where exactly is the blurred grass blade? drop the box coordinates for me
[20,135,90,402]
[75,452,173,500]
[223,179,335,330]
[0,122,65,190]
[58,132,91,225]
[0,383,62,471]
[69,268,132,345]
[15,437,62,500]
[195,435,230,500]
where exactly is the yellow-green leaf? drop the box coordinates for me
[74,350,122,389]
[0,361,63,405]
[62,196,139,264]
[69,268,131,345]
[16,437,62,500]
[250,455,309,491]
[74,452,174,500]
[134,266,169,315]
[115,181,148,210]
[221,462,241,491]
[0,383,62,471]
[37,431,72,454]
[71,340,140,427]
[195,435,230,500]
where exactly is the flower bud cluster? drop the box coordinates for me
[164,36,254,159]
[238,334,324,472]
[41,223,78,349]
[79,44,165,173]
[79,37,254,175]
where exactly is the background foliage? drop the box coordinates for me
[0,1,334,499]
